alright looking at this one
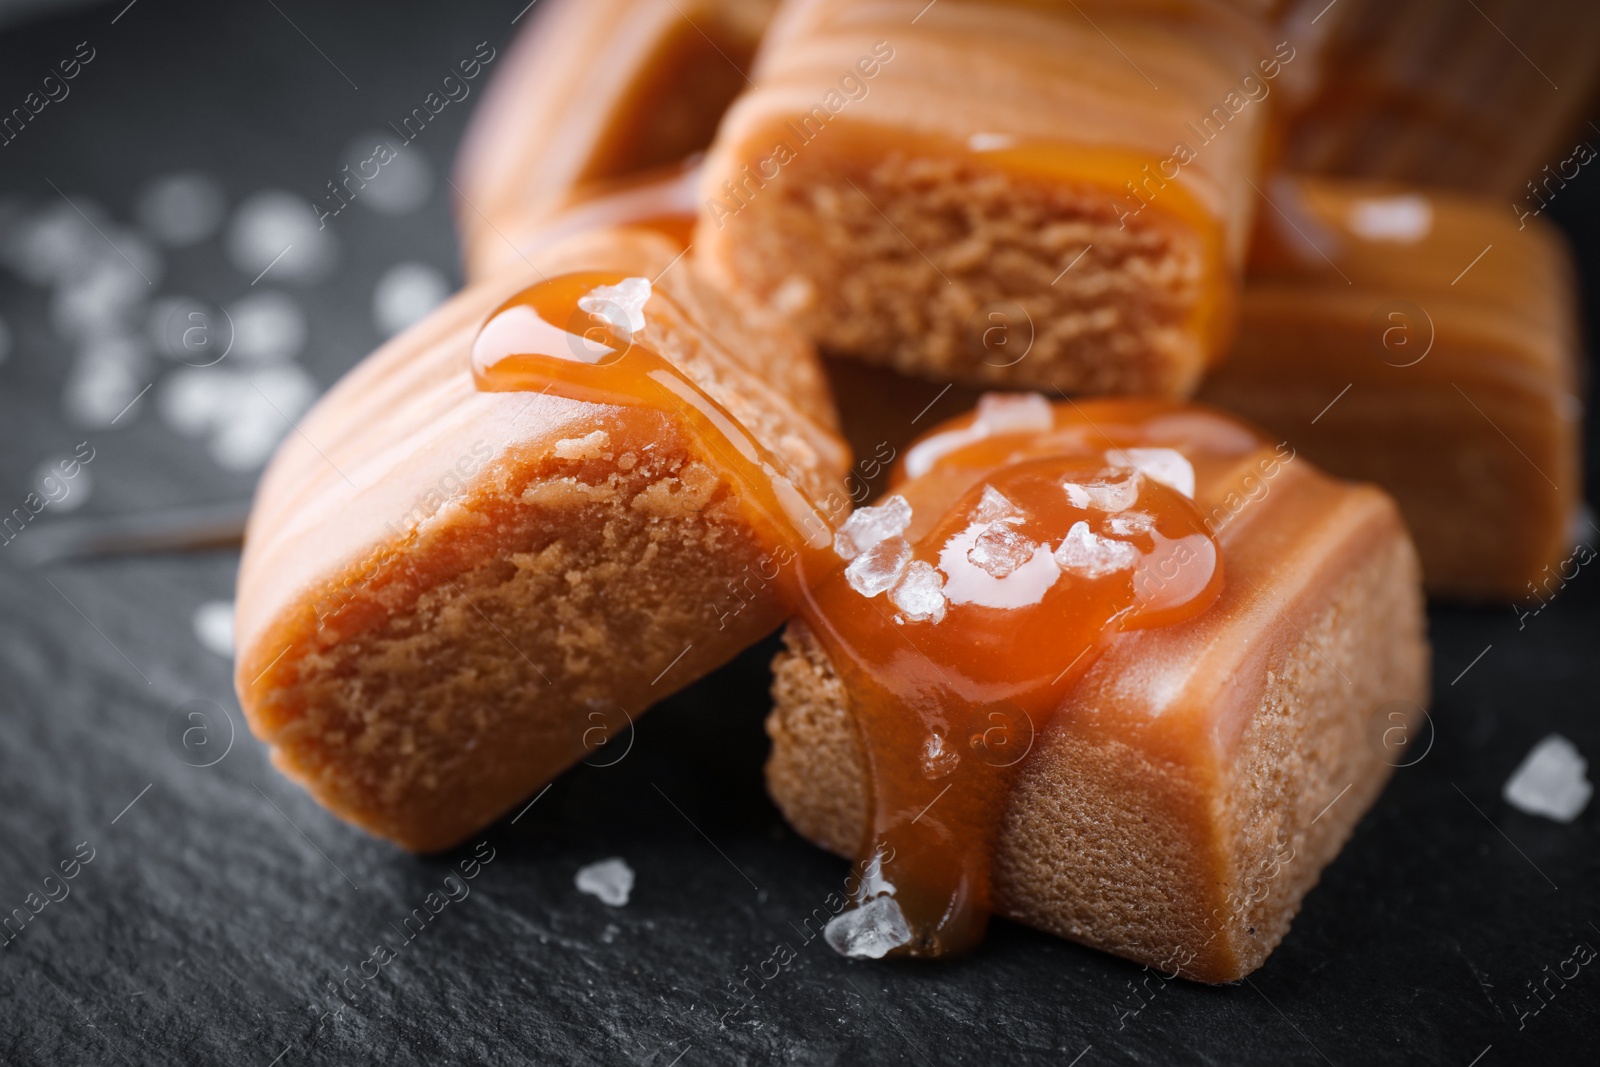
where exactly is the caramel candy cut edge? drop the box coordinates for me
[454,0,774,281]
[696,0,1282,396]
[234,228,848,852]
[766,440,1430,982]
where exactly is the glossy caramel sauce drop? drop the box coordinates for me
[474,274,1226,957]
[473,270,833,558]
[804,396,1226,956]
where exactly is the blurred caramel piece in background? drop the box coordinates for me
[1199,175,1583,601]
[454,0,776,279]
[1284,0,1600,195]
[697,0,1283,396]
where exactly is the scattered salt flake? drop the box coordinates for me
[373,262,450,338]
[857,849,895,901]
[834,494,911,560]
[192,600,235,658]
[51,249,159,342]
[136,172,226,246]
[1064,468,1143,513]
[968,522,1035,579]
[940,523,1061,608]
[1108,447,1194,499]
[1054,521,1139,579]
[575,857,635,906]
[921,730,959,778]
[1503,734,1591,823]
[31,456,92,514]
[226,190,336,282]
[3,200,111,285]
[230,290,306,363]
[972,484,1021,524]
[159,364,318,469]
[975,391,1052,435]
[579,277,651,337]
[209,365,318,470]
[845,536,912,598]
[891,559,947,623]
[1347,195,1433,243]
[63,338,150,428]
[1111,511,1156,536]
[343,133,434,215]
[824,895,913,959]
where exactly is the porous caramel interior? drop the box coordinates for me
[257,416,785,853]
[720,148,1212,395]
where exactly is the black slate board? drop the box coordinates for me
[1,2,1597,1064]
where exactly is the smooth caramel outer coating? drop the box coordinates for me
[1282,0,1600,196]
[767,423,1430,982]
[454,0,775,281]
[235,228,847,852]
[1200,175,1583,601]
[696,0,1281,395]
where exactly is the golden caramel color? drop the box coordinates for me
[235,228,847,852]
[802,399,1227,955]
[1200,175,1583,600]
[767,399,1430,981]
[455,0,776,280]
[697,0,1283,394]
[1284,0,1600,196]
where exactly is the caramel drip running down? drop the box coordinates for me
[472,274,1225,958]
[472,271,834,566]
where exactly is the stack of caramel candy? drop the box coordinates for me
[234,0,1592,981]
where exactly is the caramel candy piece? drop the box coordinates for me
[696,0,1283,395]
[235,228,847,852]
[464,160,704,284]
[1199,175,1583,600]
[767,399,1430,980]
[1283,0,1600,196]
[455,0,775,280]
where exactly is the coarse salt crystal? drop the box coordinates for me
[575,857,635,906]
[824,895,913,959]
[845,536,912,597]
[1108,447,1195,499]
[975,391,1052,435]
[1054,520,1139,579]
[1503,734,1592,823]
[891,559,947,623]
[579,276,651,337]
[834,494,912,560]
[968,522,1036,579]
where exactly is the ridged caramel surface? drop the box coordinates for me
[1284,0,1600,196]
[1202,175,1583,600]
[235,229,847,850]
[696,0,1281,393]
[454,0,775,279]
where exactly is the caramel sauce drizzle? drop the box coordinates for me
[473,273,1226,958]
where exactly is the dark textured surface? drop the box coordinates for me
[1,2,1598,1064]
